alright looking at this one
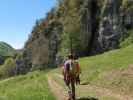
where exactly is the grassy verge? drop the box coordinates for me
[0,71,56,100]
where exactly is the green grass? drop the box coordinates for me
[79,45,133,96]
[0,44,132,100]
[80,45,133,83]
[51,44,133,98]
[0,71,56,100]
[50,73,119,100]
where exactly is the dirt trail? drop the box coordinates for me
[47,75,68,100]
[48,74,133,100]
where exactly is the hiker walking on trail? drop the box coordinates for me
[62,54,81,100]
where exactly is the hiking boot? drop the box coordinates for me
[72,94,75,100]
[68,91,72,100]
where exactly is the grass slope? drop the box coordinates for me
[0,71,55,100]
[80,45,133,83]
[79,45,133,96]
[51,45,133,98]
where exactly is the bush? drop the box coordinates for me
[0,58,16,79]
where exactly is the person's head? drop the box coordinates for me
[68,53,74,60]
[74,55,78,60]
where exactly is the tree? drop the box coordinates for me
[58,0,87,56]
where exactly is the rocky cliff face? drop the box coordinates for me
[81,0,133,54]
[24,0,133,68]
[98,0,122,52]
[24,11,63,69]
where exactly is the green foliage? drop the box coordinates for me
[98,0,105,6]
[0,71,55,100]
[120,30,133,48]
[58,0,86,56]
[0,58,16,78]
[122,0,133,11]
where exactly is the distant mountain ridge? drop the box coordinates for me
[0,41,15,57]
[0,42,15,64]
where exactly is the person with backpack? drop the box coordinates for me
[62,54,81,100]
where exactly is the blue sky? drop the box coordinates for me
[0,0,56,49]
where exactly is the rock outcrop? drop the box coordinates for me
[98,0,122,51]
[24,10,63,69]
[81,0,133,54]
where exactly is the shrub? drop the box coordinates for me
[0,58,16,79]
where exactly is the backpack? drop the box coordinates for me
[64,60,76,75]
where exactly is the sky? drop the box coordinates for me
[0,0,56,49]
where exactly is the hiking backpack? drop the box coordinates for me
[64,60,77,75]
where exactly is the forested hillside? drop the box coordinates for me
[24,0,133,69]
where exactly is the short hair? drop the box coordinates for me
[74,55,78,60]
[68,54,74,59]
